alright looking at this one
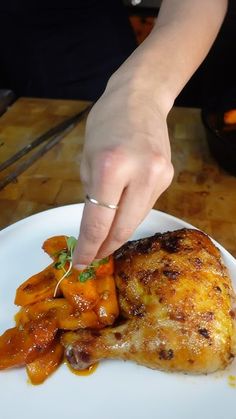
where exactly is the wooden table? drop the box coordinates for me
[0,97,236,258]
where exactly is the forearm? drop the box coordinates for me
[108,0,228,113]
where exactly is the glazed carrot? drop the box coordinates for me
[15,298,100,330]
[0,317,58,369]
[95,256,114,276]
[42,235,68,260]
[60,269,99,311]
[1,234,119,384]
[15,298,74,327]
[14,264,60,306]
[59,310,100,330]
[95,274,119,326]
[0,327,28,369]
[26,338,64,385]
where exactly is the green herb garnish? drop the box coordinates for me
[54,236,110,292]
[90,257,109,268]
[54,252,68,270]
[78,257,110,283]
[79,268,95,282]
[66,236,77,254]
[53,236,77,296]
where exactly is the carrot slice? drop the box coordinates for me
[15,298,74,327]
[15,298,101,330]
[60,269,99,311]
[26,338,64,385]
[0,317,58,370]
[14,264,60,306]
[59,310,100,330]
[95,256,114,276]
[42,236,68,260]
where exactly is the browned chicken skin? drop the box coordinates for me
[62,229,236,374]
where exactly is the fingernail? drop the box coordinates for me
[74,264,87,271]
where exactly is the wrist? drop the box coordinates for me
[106,50,176,118]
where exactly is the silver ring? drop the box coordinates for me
[86,194,119,210]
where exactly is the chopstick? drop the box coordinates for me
[0,103,93,190]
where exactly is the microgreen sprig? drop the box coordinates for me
[53,236,109,296]
[78,257,109,282]
[53,236,77,297]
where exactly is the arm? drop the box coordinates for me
[73,0,228,268]
[113,0,228,113]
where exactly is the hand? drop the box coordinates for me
[72,0,227,267]
[72,77,174,267]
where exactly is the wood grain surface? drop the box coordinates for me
[0,98,235,258]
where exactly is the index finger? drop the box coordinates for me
[72,200,118,267]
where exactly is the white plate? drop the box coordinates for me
[0,204,236,419]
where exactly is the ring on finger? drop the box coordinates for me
[85,194,119,210]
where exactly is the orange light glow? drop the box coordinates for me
[224,109,236,125]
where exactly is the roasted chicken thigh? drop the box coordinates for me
[62,229,236,374]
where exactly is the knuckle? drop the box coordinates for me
[151,154,168,173]
[146,154,174,187]
[80,166,89,186]
[86,106,97,128]
[95,148,128,181]
[164,161,174,186]
[156,157,174,188]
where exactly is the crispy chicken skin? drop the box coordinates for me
[62,229,236,374]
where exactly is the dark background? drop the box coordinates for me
[128,0,236,109]
[0,0,235,109]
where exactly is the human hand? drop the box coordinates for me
[72,77,174,268]
[71,0,227,268]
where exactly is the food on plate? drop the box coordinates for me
[62,229,236,374]
[14,264,59,306]
[26,337,64,385]
[0,317,58,370]
[0,229,235,383]
[0,235,118,383]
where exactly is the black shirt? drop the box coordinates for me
[0,1,137,100]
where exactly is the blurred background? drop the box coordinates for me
[0,0,235,109]
[125,0,236,108]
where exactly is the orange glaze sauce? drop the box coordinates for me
[65,359,99,376]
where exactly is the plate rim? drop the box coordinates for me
[0,203,236,419]
[1,203,235,265]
